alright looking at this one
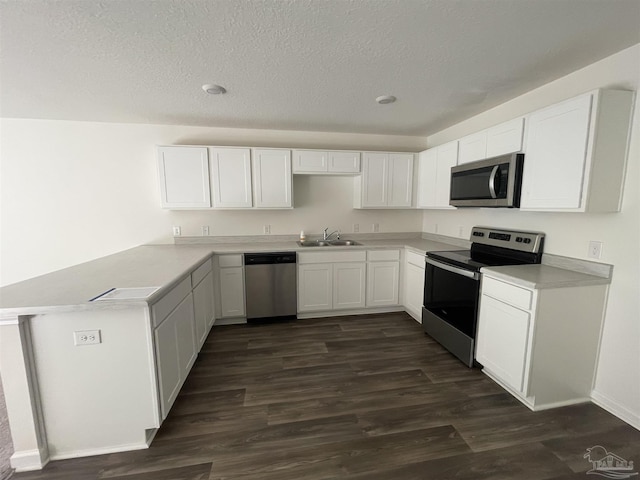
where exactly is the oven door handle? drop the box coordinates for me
[426,258,480,280]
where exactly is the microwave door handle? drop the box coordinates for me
[488,165,500,199]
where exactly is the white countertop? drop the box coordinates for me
[0,238,460,317]
[482,264,611,290]
[1,236,609,317]
[0,245,216,316]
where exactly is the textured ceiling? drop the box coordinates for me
[1,0,639,136]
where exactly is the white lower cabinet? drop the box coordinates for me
[366,250,400,307]
[476,295,531,393]
[476,273,608,410]
[298,263,333,312]
[154,291,196,420]
[193,268,215,348]
[403,250,425,322]
[297,251,366,313]
[218,255,246,318]
[333,263,366,309]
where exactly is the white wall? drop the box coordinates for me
[0,121,425,286]
[423,44,640,428]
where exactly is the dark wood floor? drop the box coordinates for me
[12,312,640,479]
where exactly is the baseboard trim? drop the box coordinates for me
[591,390,640,430]
[10,447,49,472]
[214,317,247,326]
[297,306,404,319]
[49,442,149,461]
[530,397,592,411]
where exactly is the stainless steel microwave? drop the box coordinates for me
[449,153,524,208]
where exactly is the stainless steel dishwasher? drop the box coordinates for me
[244,252,297,321]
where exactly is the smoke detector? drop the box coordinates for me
[376,95,396,104]
[202,84,227,95]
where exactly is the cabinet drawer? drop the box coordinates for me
[367,249,400,262]
[191,258,212,286]
[298,251,366,264]
[406,250,425,268]
[482,276,532,311]
[218,254,243,267]
[151,276,192,328]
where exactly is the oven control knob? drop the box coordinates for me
[523,238,532,244]
[516,237,523,242]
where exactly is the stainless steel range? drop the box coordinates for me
[422,226,545,367]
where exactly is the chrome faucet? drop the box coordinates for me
[323,228,340,241]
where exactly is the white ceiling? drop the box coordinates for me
[1,0,639,136]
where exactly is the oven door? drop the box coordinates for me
[422,257,480,366]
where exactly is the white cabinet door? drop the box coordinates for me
[458,131,487,165]
[361,153,388,207]
[193,271,215,348]
[366,261,399,307]
[219,267,245,317]
[333,262,366,309]
[435,141,458,208]
[154,293,195,419]
[520,94,592,210]
[476,295,531,393]
[157,146,211,208]
[404,262,425,321]
[176,293,197,379]
[388,154,414,207]
[211,147,253,208]
[486,117,524,157]
[298,264,333,312]
[329,151,360,173]
[154,310,181,420]
[417,149,437,208]
[293,150,328,173]
[252,149,292,208]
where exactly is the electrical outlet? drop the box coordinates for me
[74,330,101,346]
[172,226,181,236]
[202,226,210,236]
[434,224,439,234]
[372,223,379,233]
[353,224,360,233]
[458,226,465,237]
[263,225,271,235]
[588,241,603,259]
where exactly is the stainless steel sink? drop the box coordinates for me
[297,239,361,247]
[328,240,360,246]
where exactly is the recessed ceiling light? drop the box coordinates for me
[202,84,227,95]
[376,95,396,104]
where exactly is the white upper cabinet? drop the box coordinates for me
[252,149,292,208]
[388,154,414,207]
[355,152,414,208]
[360,152,388,207]
[293,150,360,174]
[486,117,525,158]
[293,150,327,173]
[417,141,458,209]
[458,131,488,165]
[328,151,360,173]
[210,147,253,208]
[157,146,211,209]
[520,89,633,212]
[457,117,524,165]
